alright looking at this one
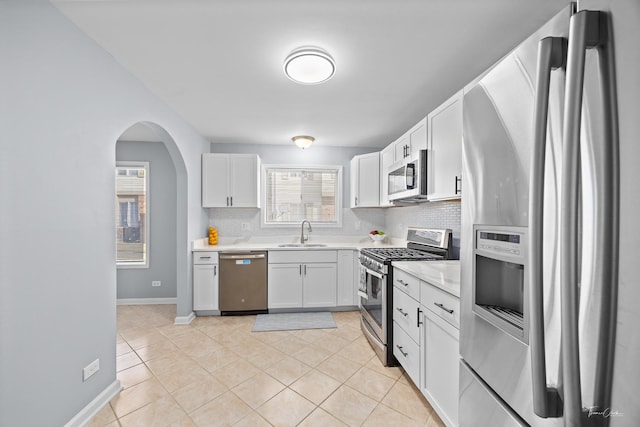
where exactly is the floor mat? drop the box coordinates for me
[252,312,337,332]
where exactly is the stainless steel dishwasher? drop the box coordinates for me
[218,251,268,314]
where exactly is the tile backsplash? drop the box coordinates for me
[207,207,386,240]
[385,200,461,259]
[207,200,461,258]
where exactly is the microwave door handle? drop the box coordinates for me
[561,11,619,424]
[405,163,415,189]
[529,36,566,419]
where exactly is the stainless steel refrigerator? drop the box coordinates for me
[460,2,639,426]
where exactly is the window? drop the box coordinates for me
[115,162,149,267]
[263,165,342,226]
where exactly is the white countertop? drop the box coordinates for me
[192,237,404,252]
[392,260,461,297]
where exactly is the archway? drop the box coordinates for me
[115,121,188,319]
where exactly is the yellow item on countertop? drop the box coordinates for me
[208,227,218,245]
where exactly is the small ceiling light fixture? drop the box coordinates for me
[292,135,315,149]
[284,46,335,85]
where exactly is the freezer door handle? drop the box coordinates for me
[528,35,566,419]
[561,10,619,424]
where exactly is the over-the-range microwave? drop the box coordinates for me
[388,150,428,202]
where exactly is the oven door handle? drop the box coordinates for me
[357,290,369,300]
[363,267,384,280]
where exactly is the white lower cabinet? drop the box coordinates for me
[421,306,460,427]
[393,266,460,427]
[268,250,338,309]
[303,263,337,308]
[393,321,420,381]
[337,250,357,306]
[193,252,219,311]
[267,263,303,308]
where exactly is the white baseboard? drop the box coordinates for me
[64,380,121,427]
[117,297,177,305]
[174,312,195,325]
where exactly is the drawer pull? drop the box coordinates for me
[396,345,408,357]
[434,302,454,314]
[396,307,408,317]
[398,279,409,287]
[199,256,211,259]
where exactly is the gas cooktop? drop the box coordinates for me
[360,247,444,262]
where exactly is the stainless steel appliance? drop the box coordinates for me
[359,227,452,366]
[387,150,428,202]
[460,3,630,425]
[219,251,268,314]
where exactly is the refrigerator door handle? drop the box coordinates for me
[561,10,619,425]
[529,36,566,419]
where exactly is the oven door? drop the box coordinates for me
[358,264,386,342]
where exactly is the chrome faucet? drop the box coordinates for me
[300,220,312,244]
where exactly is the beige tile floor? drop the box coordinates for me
[89,305,445,427]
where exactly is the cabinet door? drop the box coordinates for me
[229,155,259,207]
[379,145,395,207]
[202,154,229,207]
[427,90,463,200]
[422,309,460,427]
[394,135,410,161]
[337,250,355,306]
[408,118,427,158]
[268,264,303,308]
[303,263,337,308]
[352,152,380,207]
[193,263,219,310]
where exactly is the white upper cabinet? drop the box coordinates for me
[394,117,428,162]
[350,152,380,208]
[202,153,261,208]
[379,145,395,207]
[427,90,463,201]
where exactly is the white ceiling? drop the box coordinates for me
[52,0,571,149]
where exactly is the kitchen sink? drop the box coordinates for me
[277,243,327,248]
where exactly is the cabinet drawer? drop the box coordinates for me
[193,251,218,265]
[421,282,460,329]
[269,250,337,264]
[393,321,420,384]
[393,287,420,344]
[393,268,420,301]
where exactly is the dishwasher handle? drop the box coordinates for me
[219,253,266,260]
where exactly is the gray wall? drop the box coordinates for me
[116,141,177,299]
[0,2,209,426]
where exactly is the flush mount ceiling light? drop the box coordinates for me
[284,47,335,85]
[292,135,315,149]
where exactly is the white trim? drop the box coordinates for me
[116,297,176,306]
[261,164,343,228]
[174,312,196,325]
[64,380,121,427]
[116,161,150,269]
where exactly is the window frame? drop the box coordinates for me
[261,164,343,228]
[115,161,150,269]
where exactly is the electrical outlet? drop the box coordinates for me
[241,223,250,231]
[83,359,100,382]
[152,281,161,287]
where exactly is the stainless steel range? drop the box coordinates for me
[359,227,452,366]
